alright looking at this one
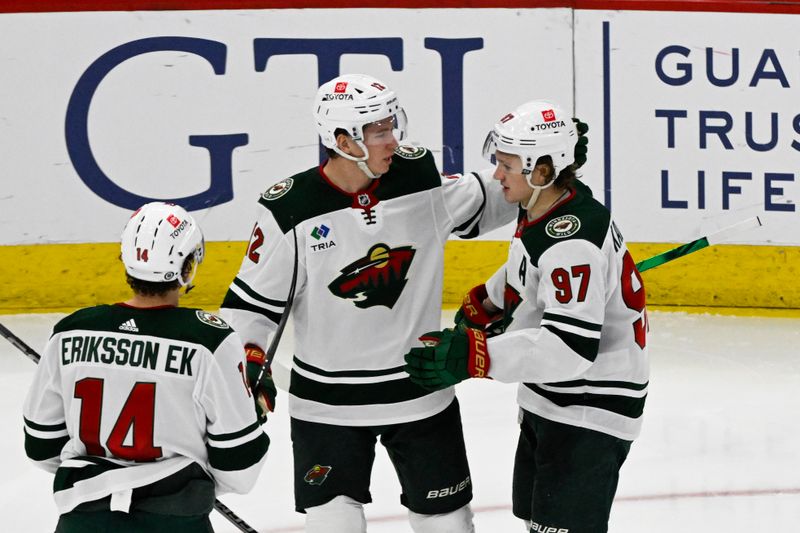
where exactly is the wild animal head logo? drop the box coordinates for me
[304,465,332,486]
[328,243,416,309]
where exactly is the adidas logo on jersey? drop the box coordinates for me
[118,319,139,332]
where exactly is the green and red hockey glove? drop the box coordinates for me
[404,328,491,391]
[245,344,277,424]
[454,284,503,334]
[572,117,589,168]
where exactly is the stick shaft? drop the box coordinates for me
[0,322,40,363]
[0,321,259,533]
[258,221,299,376]
[635,216,762,273]
[636,237,709,273]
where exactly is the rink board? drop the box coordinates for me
[1,241,797,315]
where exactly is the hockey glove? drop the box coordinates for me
[404,328,491,391]
[454,284,503,335]
[572,118,589,168]
[245,344,277,424]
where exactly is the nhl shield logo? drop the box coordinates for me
[262,178,294,201]
[545,215,581,239]
[304,465,332,486]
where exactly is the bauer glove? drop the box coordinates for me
[572,118,589,168]
[454,284,504,337]
[245,344,277,424]
[404,328,491,391]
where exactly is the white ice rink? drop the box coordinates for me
[1,310,799,532]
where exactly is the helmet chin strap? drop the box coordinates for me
[523,187,542,211]
[523,172,558,211]
[333,142,382,180]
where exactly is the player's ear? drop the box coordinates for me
[534,162,553,179]
[336,131,353,154]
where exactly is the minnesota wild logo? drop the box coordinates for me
[328,243,416,309]
[545,215,581,239]
[394,145,427,159]
[304,464,332,486]
[195,311,229,329]
[262,178,294,201]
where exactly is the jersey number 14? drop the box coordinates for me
[74,378,163,461]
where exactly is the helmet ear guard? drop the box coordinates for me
[120,202,205,288]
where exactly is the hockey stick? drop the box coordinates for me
[256,220,299,380]
[0,321,259,533]
[635,216,762,273]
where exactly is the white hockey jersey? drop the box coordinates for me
[485,184,649,441]
[22,304,269,515]
[220,145,515,426]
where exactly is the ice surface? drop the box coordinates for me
[1,310,798,532]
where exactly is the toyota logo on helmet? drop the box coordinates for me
[120,202,205,288]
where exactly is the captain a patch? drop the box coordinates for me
[545,215,581,239]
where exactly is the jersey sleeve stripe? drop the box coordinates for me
[542,312,603,332]
[543,378,649,391]
[221,289,283,324]
[537,382,648,399]
[232,277,287,309]
[541,319,602,340]
[542,324,600,362]
[206,432,269,472]
[451,172,487,239]
[525,383,646,419]
[24,430,68,462]
[207,422,261,443]
[24,417,67,432]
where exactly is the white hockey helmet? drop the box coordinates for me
[120,202,204,287]
[483,100,577,188]
[313,73,408,178]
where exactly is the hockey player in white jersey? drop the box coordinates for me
[405,101,648,533]
[23,202,271,533]
[219,73,539,533]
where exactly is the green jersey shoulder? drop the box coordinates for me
[257,144,441,233]
[53,305,234,353]
[520,187,611,267]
